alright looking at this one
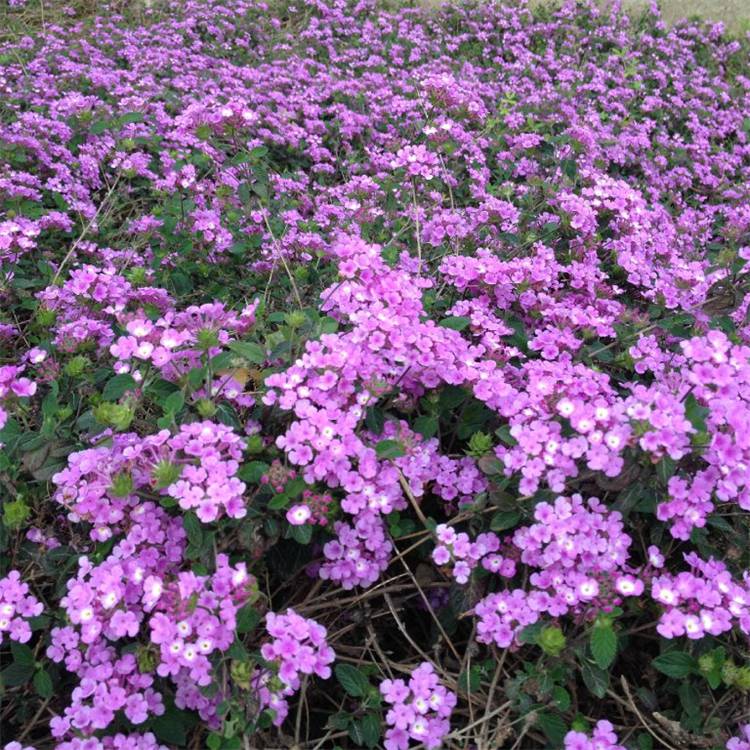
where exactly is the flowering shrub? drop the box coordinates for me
[1,0,750,748]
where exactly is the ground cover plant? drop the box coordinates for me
[1,0,750,747]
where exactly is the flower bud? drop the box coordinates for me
[152,459,183,489]
[109,472,134,498]
[467,431,493,457]
[230,660,252,690]
[539,626,566,657]
[196,328,220,350]
[64,355,90,377]
[3,498,30,529]
[196,398,217,418]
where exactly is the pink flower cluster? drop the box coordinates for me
[256,609,335,726]
[560,174,711,310]
[728,725,750,750]
[491,358,630,494]
[319,509,392,590]
[658,332,750,538]
[432,525,515,584]
[390,145,441,182]
[380,662,456,750]
[0,365,36,434]
[165,421,247,522]
[46,504,256,738]
[38,265,172,353]
[265,238,486,516]
[110,301,257,391]
[652,552,750,639]
[622,330,750,540]
[52,420,248,537]
[514,496,637,591]
[52,432,169,541]
[475,496,643,648]
[0,216,40,265]
[563,721,625,750]
[36,265,258,409]
[0,570,43,644]
[55,734,167,750]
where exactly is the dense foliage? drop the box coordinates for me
[1,0,750,747]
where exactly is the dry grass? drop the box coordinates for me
[529,0,750,33]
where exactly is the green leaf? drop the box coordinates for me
[458,664,482,693]
[348,720,365,747]
[438,316,471,331]
[290,523,312,545]
[495,424,517,446]
[10,641,34,666]
[703,649,724,689]
[375,439,406,460]
[335,663,369,698]
[119,111,146,125]
[227,638,250,662]
[652,651,697,678]
[236,604,260,634]
[359,713,381,748]
[208,353,235,373]
[268,493,291,510]
[656,457,676,485]
[320,316,339,334]
[518,620,545,645]
[33,669,53,698]
[490,510,520,531]
[365,406,385,435]
[163,390,185,414]
[381,245,399,265]
[591,621,617,670]
[477,455,504,475]
[102,373,137,401]
[389,518,416,538]
[1,661,34,687]
[90,119,113,134]
[536,711,567,744]
[439,386,467,410]
[183,512,204,546]
[552,685,571,711]
[561,157,577,179]
[150,706,191,746]
[228,341,266,365]
[684,393,708,433]
[286,477,307,498]
[238,461,268,483]
[328,711,352,731]
[413,415,439,439]
[3,497,30,529]
[146,378,179,403]
[678,681,701,717]
[581,661,609,698]
[42,381,59,418]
